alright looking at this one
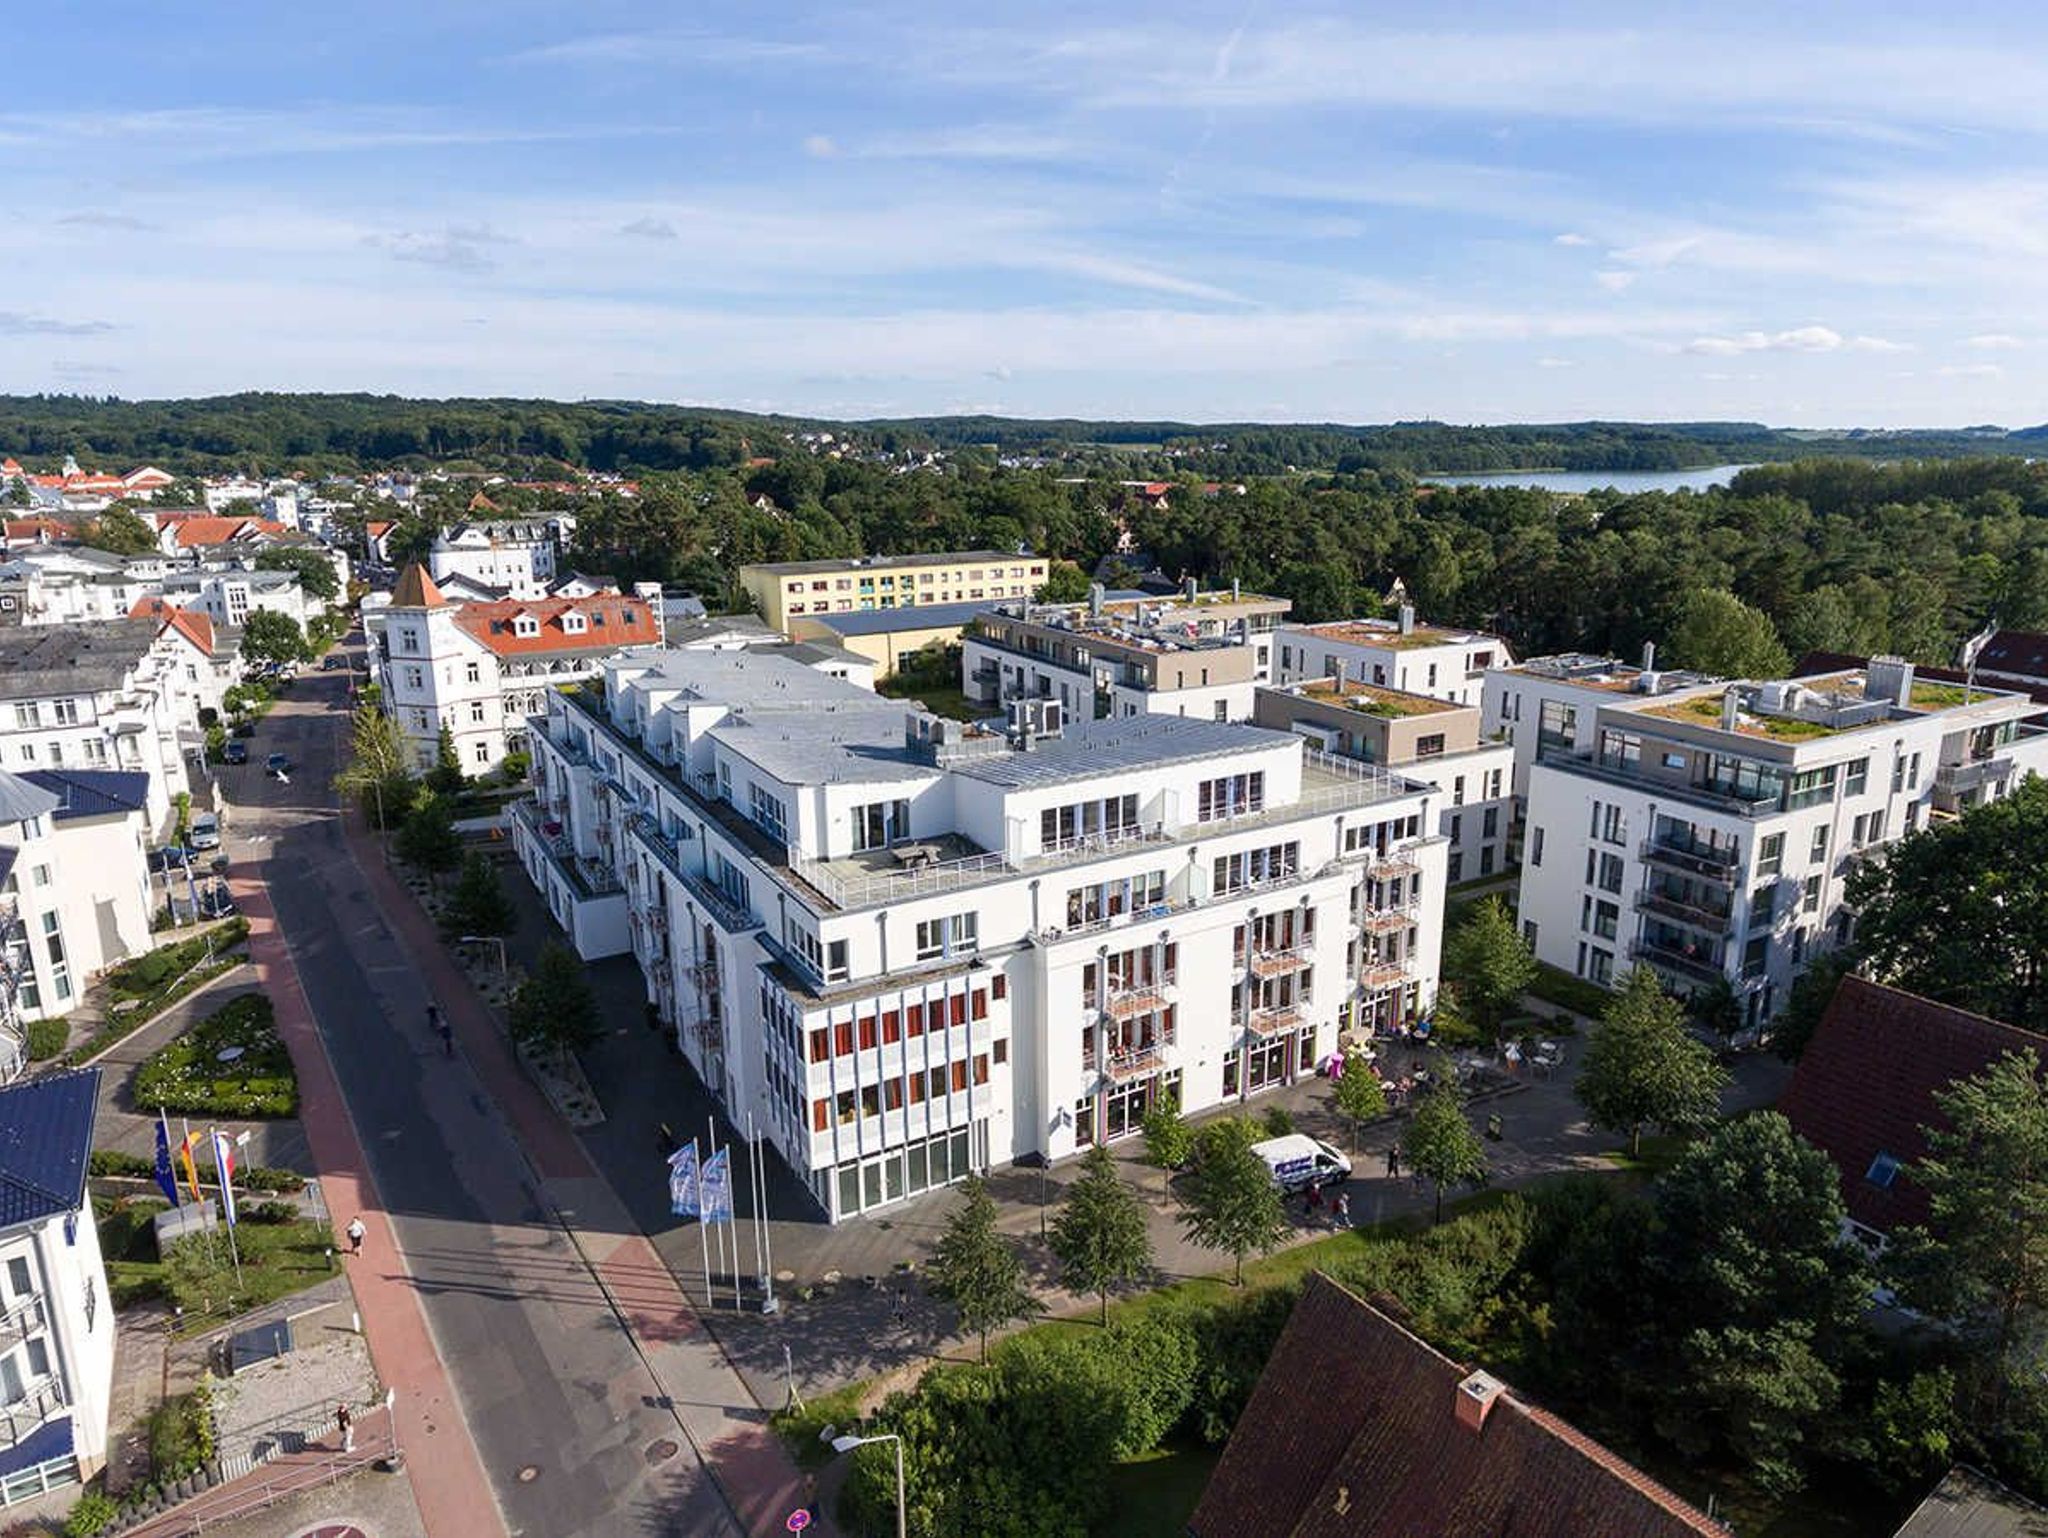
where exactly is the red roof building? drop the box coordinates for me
[166,516,287,549]
[127,596,218,657]
[453,594,657,657]
[1778,975,2047,1238]
[1190,1275,1725,1538]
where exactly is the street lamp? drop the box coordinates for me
[821,1428,905,1538]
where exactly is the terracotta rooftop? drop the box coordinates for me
[453,594,657,656]
[127,596,217,657]
[168,516,287,548]
[1779,976,2046,1235]
[389,563,449,609]
[1190,1274,1725,1538]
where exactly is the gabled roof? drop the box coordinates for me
[0,1069,101,1231]
[1978,630,2048,686]
[1779,976,2048,1234]
[169,516,287,548]
[0,769,62,825]
[1893,1466,2048,1537]
[454,593,656,656]
[128,595,217,656]
[1191,1275,1723,1538]
[389,562,450,609]
[22,768,151,820]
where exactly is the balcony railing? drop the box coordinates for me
[0,1293,46,1356]
[1639,838,1741,884]
[625,814,758,934]
[1248,1001,1307,1037]
[1358,958,1410,991]
[1104,982,1174,1020]
[1633,889,1734,933]
[1099,1036,1173,1080]
[1248,943,1313,978]
[1935,757,2013,796]
[1630,938,1727,986]
[0,1379,66,1452]
[1539,745,1780,818]
[1356,903,1415,935]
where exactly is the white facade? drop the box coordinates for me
[428,521,566,600]
[1276,611,1513,707]
[1481,649,1719,803]
[515,649,1445,1223]
[158,568,315,631]
[1516,659,2048,1030]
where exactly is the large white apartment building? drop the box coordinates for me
[961,583,1291,725]
[0,1071,116,1506]
[428,520,571,600]
[514,648,1445,1223]
[1481,646,1720,804]
[1275,609,1513,707]
[1516,657,2048,1031]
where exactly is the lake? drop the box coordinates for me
[1422,464,1756,494]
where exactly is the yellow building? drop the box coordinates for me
[738,550,1048,635]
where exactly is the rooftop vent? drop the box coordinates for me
[1865,655,1915,708]
[1720,687,1742,732]
[1397,604,1416,636]
[1455,1370,1507,1434]
[1640,641,1656,672]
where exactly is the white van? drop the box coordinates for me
[188,813,221,851]
[1251,1134,1351,1192]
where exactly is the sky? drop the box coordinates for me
[5,1,2047,427]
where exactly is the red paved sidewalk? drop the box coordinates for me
[233,871,506,1538]
[123,1407,399,1538]
[347,825,820,1536]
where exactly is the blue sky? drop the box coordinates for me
[5,1,2045,426]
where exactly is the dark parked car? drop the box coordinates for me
[321,655,346,671]
[223,741,248,765]
[148,845,191,873]
[265,752,290,775]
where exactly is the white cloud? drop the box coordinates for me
[1849,335,1910,352]
[503,32,824,67]
[619,218,678,240]
[0,310,114,336]
[803,134,839,158]
[1937,362,2004,378]
[1593,270,1635,293]
[369,225,514,275]
[1536,357,1574,369]
[1552,232,1591,247]
[1682,325,1845,355]
[1965,332,2024,349]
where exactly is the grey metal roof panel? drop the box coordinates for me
[745,549,1028,577]
[0,619,158,697]
[0,770,63,824]
[22,769,151,820]
[1892,1467,2048,1538]
[952,715,1298,788]
[0,1069,100,1231]
[707,710,937,787]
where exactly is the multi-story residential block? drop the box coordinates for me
[961,583,1290,724]
[156,567,316,632]
[1516,657,2048,1030]
[0,1070,115,1505]
[738,550,1049,634]
[514,648,1444,1222]
[1482,646,1719,805]
[0,623,193,827]
[376,565,661,776]
[428,520,571,601]
[128,601,242,726]
[1275,608,1513,706]
[1253,679,1516,883]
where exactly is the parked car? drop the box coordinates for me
[188,813,221,851]
[223,741,249,765]
[148,845,190,873]
[265,752,289,775]
[320,655,347,671]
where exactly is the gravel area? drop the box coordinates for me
[211,1298,381,1461]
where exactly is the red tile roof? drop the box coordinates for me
[454,594,656,657]
[167,515,286,548]
[1779,976,2047,1234]
[128,596,217,656]
[1190,1275,1724,1538]
[4,518,71,542]
[365,520,396,538]
[389,563,450,609]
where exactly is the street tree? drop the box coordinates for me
[927,1175,1039,1361]
[427,723,467,794]
[394,792,461,882]
[254,546,340,602]
[1666,587,1791,677]
[508,942,604,1057]
[1403,1084,1487,1223]
[1179,1130,1288,1285]
[86,504,159,555]
[1140,1100,1193,1194]
[1894,1050,2048,1429]
[1048,1144,1153,1323]
[1038,560,1092,604]
[1575,966,1729,1157]
[1442,897,1537,1042]
[240,609,313,667]
[444,851,515,937]
[1846,778,2048,1033]
[332,703,415,829]
[1331,1049,1389,1150]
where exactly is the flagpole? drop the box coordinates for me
[706,1117,724,1308]
[747,1113,765,1308]
[159,1109,180,1207]
[693,1138,712,1310]
[183,1117,218,1270]
[212,1126,243,1285]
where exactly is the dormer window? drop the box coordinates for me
[561,610,587,635]
[512,613,541,639]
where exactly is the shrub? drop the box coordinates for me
[89,1149,153,1179]
[247,1201,298,1225]
[1260,1105,1295,1138]
[500,750,531,781]
[65,1491,118,1537]
[238,1165,304,1194]
[25,1016,69,1059]
[147,1381,214,1480]
[134,993,297,1117]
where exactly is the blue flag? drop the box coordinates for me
[700,1148,734,1225]
[152,1120,182,1207]
[668,1141,700,1218]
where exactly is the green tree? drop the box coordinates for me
[1575,966,1729,1157]
[394,792,461,882]
[444,851,514,937]
[926,1175,1039,1361]
[1442,896,1537,1042]
[1404,1084,1487,1222]
[1140,1100,1193,1193]
[1666,587,1790,678]
[1894,1051,2048,1431]
[332,703,415,829]
[239,608,312,666]
[1037,559,1092,603]
[427,723,467,795]
[1179,1128,1288,1284]
[1331,1049,1388,1150]
[1048,1144,1153,1322]
[508,942,603,1056]
[86,504,160,555]
[1769,951,1852,1063]
[1846,779,2048,1032]
[254,545,340,602]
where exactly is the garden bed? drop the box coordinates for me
[133,993,298,1118]
[98,1193,336,1326]
[65,921,251,1068]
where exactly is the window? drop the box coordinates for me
[404,666,425,690]
[1453,776,1466,807]
[1802,875,1822,914]
[1211,842,1300,895]
[470,701,487,724]
[1530,827,1544,867]
[1482,807,1499,838]
[465,660,482,684]
[1196,772,1264,822]
[1810,824,1829,862]
[31,865,50,888]
[472,742,489,765]
[50,699,78,726]
[825,940,849,983]
[11,703,36,729]
[1587,948,1614,985]
[1213,700,1229,721]
[1845,757,1869,795]
[915,912,978,961]
[1757,833,1784,878]
[1415,733,1445,758]
[748,784,789,842]
[1596,852,1624,894]
[1523,920,1538,949]
[1865,1151,1901,1189]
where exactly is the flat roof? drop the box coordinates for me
[804,599,1004,636]
[709,710,936,788]
[744,550,1032,578]
[1295,678,1462,718]
[1293,618,1494,651]
[952,715,1297,789]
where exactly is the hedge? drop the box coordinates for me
[25,1016,69,1059]
[1525,962,1614,1020]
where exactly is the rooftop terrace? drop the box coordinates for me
[1296,678,1460,718]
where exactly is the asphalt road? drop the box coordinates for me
[226,653,740,1538]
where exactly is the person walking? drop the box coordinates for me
[1333,1190,1352,1228]
[345,1215,366,1256]
[336,1402,354,1452]
[1385,1145,1400,1179]
[430,1004,453,1058]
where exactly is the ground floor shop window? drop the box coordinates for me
[832,1124,977,1219]
[1222,1037,1292,1098]
[1103,1069,1183,1142]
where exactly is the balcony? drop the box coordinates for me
[0,1293,46,1356]
[1539,745,1780,818]
[1630,938,1727,986]
[1104,981,1174,1020]
[1356,903,1415,935]
[1248,1001,1307,1037]
[1837,844,1887,879]
[1936,756,2014,796]
[0,1379,66,1452]
[1639,837,1740,884]
[1358,958,1410,991]
[1097,1035,1173,1081]
[1248,944,1312,979]
[624,814,758,934]
[1633,889,1734,934]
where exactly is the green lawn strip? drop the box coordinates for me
[97,1194,337,1331]
[1102,1438,1221,1538]
[1525,960,1611,1018]
[771,1382,871,1470]
[133,993,298,1117]
[876,677,979,721]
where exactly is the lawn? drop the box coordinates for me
[65,921,251,1067]
[133,993,298,1117]
[877,676,980,722]
[1102,1439,1219,1537]
[98,1194,336,1331]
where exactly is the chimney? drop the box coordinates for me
[1719,686,1741,731]
[1232,577,1241,601]
[1088,582,1105,617]
[1865,654,1915,708]
[1397,604,1416,636]
[1454,1370,1506,1434]
[1184,575,1199,604]
[1640,641,1655,672]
